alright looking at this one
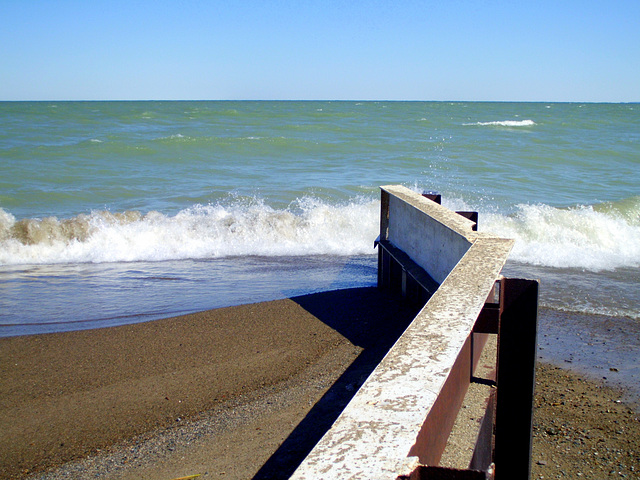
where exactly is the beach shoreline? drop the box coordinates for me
[2,288,639,479]
[1,287,420,479]
[537,307,640,409]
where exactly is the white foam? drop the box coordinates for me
[482,202,640,271]
[464,119,536,127]
[399,187,639,271]
[0,198,380,266]
[390,187,639,271]
[3,196,638,272]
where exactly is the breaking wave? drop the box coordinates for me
[0,198,379,265]
[464,119,536,127]
[482,196,640,271]
[2,194,639,273]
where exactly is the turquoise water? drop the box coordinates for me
[1,102,637,217]
[1,101,639,336]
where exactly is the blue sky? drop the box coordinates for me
[1,0,638,102]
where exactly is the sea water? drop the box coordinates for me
[1,101,639,341]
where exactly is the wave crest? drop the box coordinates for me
[483,198,640,270]
[464,119,536,127]
[0,199,379,265]
[3,195,638,271]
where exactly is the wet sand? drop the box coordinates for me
[1,287,639,479]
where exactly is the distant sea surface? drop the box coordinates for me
[1,101,638,348]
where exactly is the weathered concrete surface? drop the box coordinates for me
[290,186,514,480]
[382,185,477,284]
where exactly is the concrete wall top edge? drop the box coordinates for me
[381,185,480,242]
[291,238,514,480]
[431,237,514,304]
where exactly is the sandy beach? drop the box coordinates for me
[1,287,639,479]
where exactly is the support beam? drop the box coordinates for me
[422,192,442,204]
[456,211,478,231]
[377,239,439,301]
[494,278,539,480]
[398,465,490,479]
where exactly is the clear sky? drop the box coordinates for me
[1,0,638,102]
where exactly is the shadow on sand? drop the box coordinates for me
[252,286,422,479]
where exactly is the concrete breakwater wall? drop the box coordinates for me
[291,185,539,480]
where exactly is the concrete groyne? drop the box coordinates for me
[291,185,539,480]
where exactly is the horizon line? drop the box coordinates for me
[1,99,638,104]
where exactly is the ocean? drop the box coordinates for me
[1,101,638,394]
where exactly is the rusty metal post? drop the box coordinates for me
[494,278,539,480]
[456,211,479,231]
[399,465,490,479]
[378,190,390,288]
[422,192,442,204]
